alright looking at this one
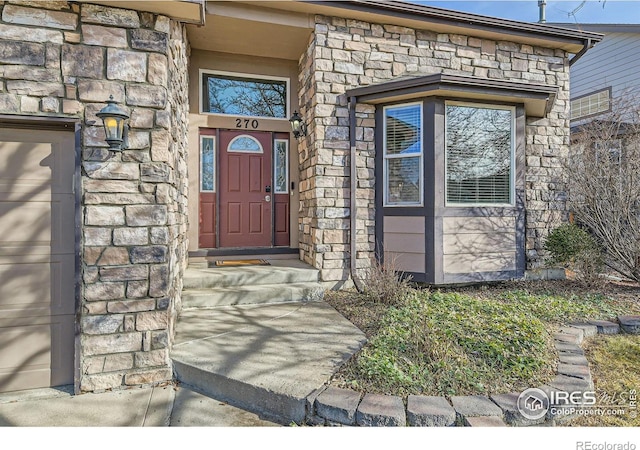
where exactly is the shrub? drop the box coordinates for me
[360,252,413,305]
[567,92,640,282]
[544,223,604,285]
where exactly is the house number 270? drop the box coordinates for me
[235,118,259,129]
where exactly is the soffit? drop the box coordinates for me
[187,2,313,60]
[346,73,558,117]
[88,0,205,24]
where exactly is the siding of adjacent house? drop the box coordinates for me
[571,32,640,99]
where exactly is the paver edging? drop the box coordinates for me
[305,315,637,427]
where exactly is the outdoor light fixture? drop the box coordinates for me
[289,110,307,139]
[96,95,130,151]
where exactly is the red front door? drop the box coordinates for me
[218,130,272,248]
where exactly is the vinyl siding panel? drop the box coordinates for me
[383,216,425,273]
[442,216,516,274]
[571,33,640,99]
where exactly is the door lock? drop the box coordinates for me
[265,185,271,193]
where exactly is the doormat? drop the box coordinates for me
[213,259,270,267]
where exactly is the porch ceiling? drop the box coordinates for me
[187,2,313,60]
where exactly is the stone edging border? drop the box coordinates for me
[303,315,640,427]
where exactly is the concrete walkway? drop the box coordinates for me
[172,300,367,424]
[0,384,279,427]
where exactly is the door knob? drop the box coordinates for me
[265,195,271,202]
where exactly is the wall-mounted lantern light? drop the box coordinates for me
[96,95,130,151]
[289,110,307,139]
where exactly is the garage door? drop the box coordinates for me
[0,127,76,393]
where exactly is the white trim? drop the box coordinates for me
[199,69,290,120]
[383,101,424,207]
[227,134,264,153]
[444,101,516,208]
[570,88,610,121]
[200,135,215,193]
[274,138,289,194]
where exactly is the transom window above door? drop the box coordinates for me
[201,70,289,119]
[227,135,264,153]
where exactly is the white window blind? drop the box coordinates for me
[384,103,422,206]
[445,103,514,205]
[571,89,610,120]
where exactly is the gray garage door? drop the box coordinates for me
[0,127,75,393]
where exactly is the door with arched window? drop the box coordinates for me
[218,130,272,247]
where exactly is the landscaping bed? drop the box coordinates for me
[325,279,640,398]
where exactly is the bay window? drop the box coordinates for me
[445,102,515,206]
[383,103,423,206]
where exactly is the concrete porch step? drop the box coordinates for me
[183,260,320,289]
[171,301,367,424]
[182,282,325,309]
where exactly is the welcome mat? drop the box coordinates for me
[213,259,270,267]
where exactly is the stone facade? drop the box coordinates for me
[0,1,190,391]
[297,15,571,281]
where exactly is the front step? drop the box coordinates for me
[182,282,324,308]
[183,260,320,289]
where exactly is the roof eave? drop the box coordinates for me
[302,0,603,52]
[346,73,558,117]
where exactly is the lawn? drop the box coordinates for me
[325,280,640,398]
[563,334,640,427]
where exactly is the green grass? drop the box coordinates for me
[328,286,635,397]
[565,334,640,427]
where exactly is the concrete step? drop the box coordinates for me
[183,261,320,289]
[182,282,324,309]
[171,301,367,424]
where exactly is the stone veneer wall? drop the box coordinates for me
[298,15,571,282]
[0,1,190,391]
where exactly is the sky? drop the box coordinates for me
[415,0,640,24]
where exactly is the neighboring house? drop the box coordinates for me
[564,24,640,124]
[0,0,601,394]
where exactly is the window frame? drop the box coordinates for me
[227,134,264,154]
[200,135,216,193]
[444,100,516,208]
[274,138,290,194]
[570,87,611,121]
[382,101,424,207]
[199,69,290,120]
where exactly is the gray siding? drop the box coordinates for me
[383,216,426,273]
[571,32,640,99]
[442,217,517,274]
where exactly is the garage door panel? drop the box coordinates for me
[0,254,75,316]
[0,202,51,244]
[0,314,74,392]
[0,128,75,393]
[0,196,74,255]
[0,140,53,182]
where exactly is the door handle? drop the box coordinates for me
[265,195,271,202]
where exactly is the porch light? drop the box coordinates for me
[96,95,130,151]
[289,111,307,139]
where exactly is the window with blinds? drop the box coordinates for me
[445,103,514,205]
[570,89,610,121]
[384,103,422,206]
